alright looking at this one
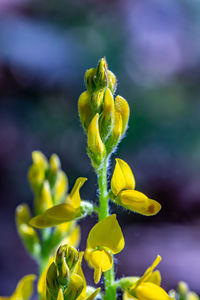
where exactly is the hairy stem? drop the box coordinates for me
[98,159,116,300]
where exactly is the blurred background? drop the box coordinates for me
[0,0,200,297]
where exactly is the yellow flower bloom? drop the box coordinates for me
[84,214,124,284]
[123,256,172,300]
[0,274,36,300]
[111,159,161,216]
[29,177,87,228]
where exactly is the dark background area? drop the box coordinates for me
[0,0,200,296]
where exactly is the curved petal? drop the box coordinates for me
[11,274,36,300]
[68,177,87,209]
[148,270,161,286]
[135,282,172,300]
[87,214,124,254]
[111,159,135,196]
[85,249,113,284]
[29,205,78,228]
[45,203,80,220]
[135,256,162,288]
[119,190,161,216]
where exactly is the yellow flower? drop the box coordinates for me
[0,274,36,300]
[111,159,161,216]
[29,177,87,228]
[84,214,124,284]
[123,256,172,300]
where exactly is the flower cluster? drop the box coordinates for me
[1,58,197,300]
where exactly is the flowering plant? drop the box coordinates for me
[0,58,198,300]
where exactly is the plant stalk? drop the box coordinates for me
[98,159,116,300]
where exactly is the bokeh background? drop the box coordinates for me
[1,0,200,297]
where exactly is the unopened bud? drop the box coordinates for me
[64,274,84,300]
[99,88,115,142]
[32,151,48,169]
[35,180,53,215]
[178,281,188,296]
[115,95,130,135]
[16,204,31,226]
[53,171,68,204]
[46,262,59,300]
[105,111,122,154]
[91,89,105,114]
[108,70,117,94]
[56,245,79,285]
[28,163,45,194]
[78,91,94,132]
[87,113,106,169]
[49,154,61,173]
[85,68,96,93]
[95,58,108,90]
[16,204,40,258]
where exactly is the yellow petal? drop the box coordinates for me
[78,90,94,131]
[57,289,64,300]
[29,205,77,228]
[111,159,135,196]
[148,270,161,286]
[74,252,87,299]
[45,203,79,220]
[135,282,172,300]
[38,257,54,298]
[53,171,68,204]
[187,292,199,300]
[11,274,36,300]
[114,95,130,135]
[85,287,101,300]
[87,214,124,254]
[68,177,87,209]
[90,249,113,272]
[136,256,162,287]
[84,248,113,284]
[119,190,161,216]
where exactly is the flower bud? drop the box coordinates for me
[32,151,48,169]
[16,204,40,258]
[85,68,96,93]
[28,163,45,194]
[53,171,68,205]
[49,154,61,173]
[178,281,188,296]
[108,70,117,94]
[115,95,130,135]
[35,180,53,215]
[64,274,84,300]
[99,88,115,142]
[105,111,122,154]
[56,245,79,285]
[78,91,94,132]
[95,57,108,90]
[90,89,105,114]
[87,114,106,169]
[46,262,60,300]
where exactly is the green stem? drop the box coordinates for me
[98,159,116,300]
